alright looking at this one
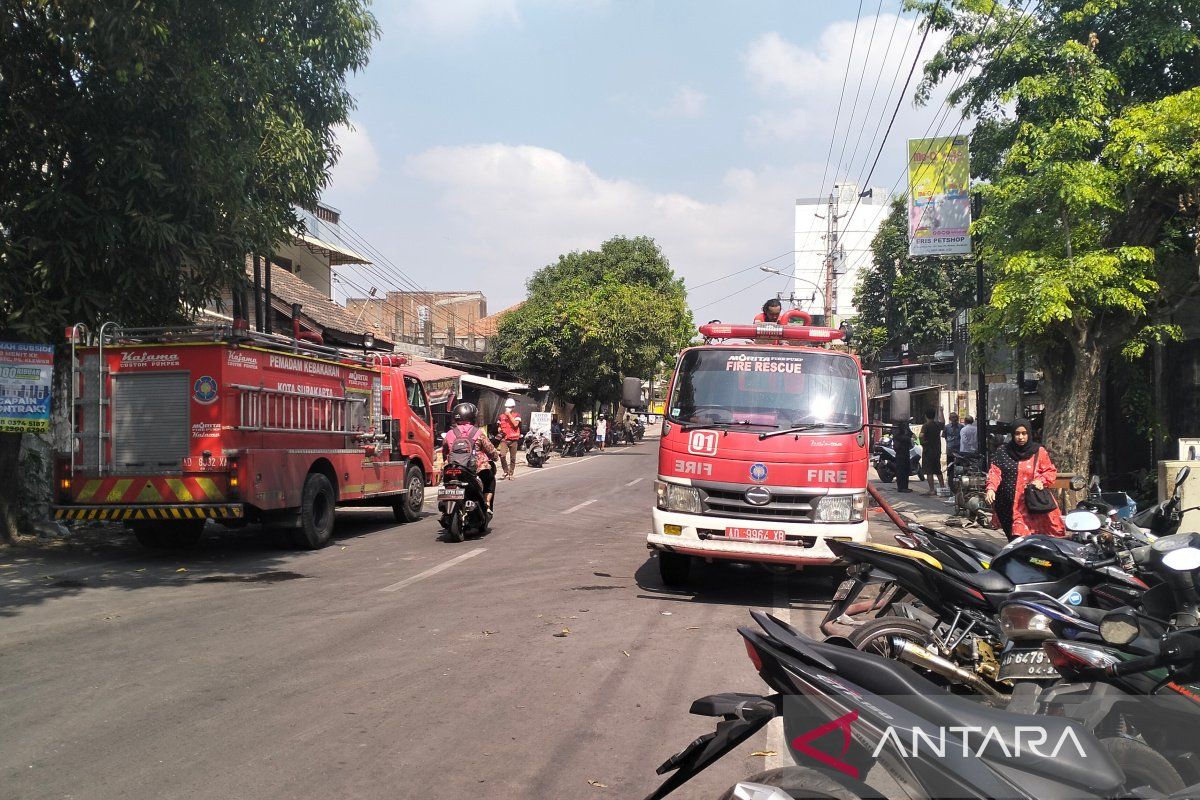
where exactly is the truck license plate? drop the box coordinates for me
[438,487,466,501]
[725,527,787,542]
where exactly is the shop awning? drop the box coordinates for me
[405,360,466,404]
[460,374,529,393]
[297,232,372,266]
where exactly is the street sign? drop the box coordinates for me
[530,411,552,435]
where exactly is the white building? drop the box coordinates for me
[794,183,891,323]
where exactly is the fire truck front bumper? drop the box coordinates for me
[53,504,245,522]
[647,508,867,566]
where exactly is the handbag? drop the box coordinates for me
[1023,449,1058,514]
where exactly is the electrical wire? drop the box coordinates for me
[685,250,794,291]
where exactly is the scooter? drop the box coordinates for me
[645,609,1200,799]
[523,430,550,468]
[873,435,923,483]
[437,462,492,542]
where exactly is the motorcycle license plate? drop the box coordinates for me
[832,579,856,602]
[438,487,466,501]
[725,527,787,543]
[998,647,1058,681]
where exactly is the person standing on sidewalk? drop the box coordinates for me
[919,409,945,496]
[497,398,522,480]
[943,412,964,488]
[595,414,608,451]
[959,416,979,456]
[892,420,913,493]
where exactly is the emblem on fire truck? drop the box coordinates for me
[193,375,219,404]
[750,462,768,482]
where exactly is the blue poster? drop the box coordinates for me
[0,342,54,433]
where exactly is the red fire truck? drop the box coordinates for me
[53,323,437,549]
[647,317,870,585]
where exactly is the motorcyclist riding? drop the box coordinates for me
[442,402,499,514]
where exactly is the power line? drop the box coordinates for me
[692,263,795,311]
[833,0,889,182]
[685,250,794,291]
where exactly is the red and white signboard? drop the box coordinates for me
[687,430,719,456]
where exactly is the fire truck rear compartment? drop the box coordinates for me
[111,372,190,471]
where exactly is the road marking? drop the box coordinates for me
[561,499,596,515]
[379,548,486,593]
[765,577,792,771]
[513,454,601,479]
[625,478,644,487]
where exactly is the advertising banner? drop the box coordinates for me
[529,411,552,435]
[908,135,971,256]
[0,342,54,433]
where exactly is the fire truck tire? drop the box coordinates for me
[291,473,336,549]
[658,552,691,586]
[393,464,425,523]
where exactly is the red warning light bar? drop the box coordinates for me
[698,322,845,343]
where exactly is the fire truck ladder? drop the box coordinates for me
[232,384,366,435]
[67,323,90,478]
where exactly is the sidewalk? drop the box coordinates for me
[869,478,1007,548]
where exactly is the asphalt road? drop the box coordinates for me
[0,438,884,800]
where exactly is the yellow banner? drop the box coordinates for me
[908,136,971,256]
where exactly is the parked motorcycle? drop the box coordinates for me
[645,609,1199,799]
[872,434,923,483]
[437,461,491,542]
[631,418,646,441]
[523,430,550,468]
[949,451,991,526]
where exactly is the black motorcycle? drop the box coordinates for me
[437,462,491,542]
[645,609,1200,799]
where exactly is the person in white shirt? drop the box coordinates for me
[959,416,979,455]
[595,415,608,451]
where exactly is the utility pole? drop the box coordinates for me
[824,187,846,325]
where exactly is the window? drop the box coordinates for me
[404,377,430,425]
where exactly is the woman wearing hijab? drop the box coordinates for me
[984,418,1065,538]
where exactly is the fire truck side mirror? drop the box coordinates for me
[888,389,912,423]
[622,377,644,409]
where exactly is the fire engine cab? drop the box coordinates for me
[53,323,437,549]
[648,317,870,585]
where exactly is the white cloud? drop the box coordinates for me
[742,16,952,148]
[658,85,707,119]
[330,121,380,192]
[404,144,819,319]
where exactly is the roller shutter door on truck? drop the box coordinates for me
[111,372,191,472]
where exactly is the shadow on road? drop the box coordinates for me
[0,508,413,617]
[632,554,842,609]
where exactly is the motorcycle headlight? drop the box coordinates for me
[655,481,702,514]
[814,493,866,523]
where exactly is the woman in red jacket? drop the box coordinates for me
[985,418,1065,538]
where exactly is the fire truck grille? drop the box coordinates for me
[700,488,815,522]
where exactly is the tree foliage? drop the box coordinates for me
[853,197,976,366]
[909,0,1200,471]
[494,236,693,410]
[0,0,379,341]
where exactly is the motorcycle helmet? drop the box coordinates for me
[452,402,478,424]
[504,397,516,409]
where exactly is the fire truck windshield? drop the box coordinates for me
[667,348,863,430]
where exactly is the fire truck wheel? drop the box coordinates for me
[291,473,336,549]
[658,552,691,586]
[393,464,425,523]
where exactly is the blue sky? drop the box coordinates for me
[325,0,955,324]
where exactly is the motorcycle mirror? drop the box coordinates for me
[1069,475,1087,491]
[1090,474,1101,489]
[1099,610,1140,646]
[1064,509,1104,533]
[1161,546,1200,572]
[1176,466,1191,488]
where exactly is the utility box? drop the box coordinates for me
[1159,461,1200,534]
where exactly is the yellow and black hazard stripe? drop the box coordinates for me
[52,504,244,521]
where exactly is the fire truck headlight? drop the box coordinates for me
[814,493,866,523]
[655,481,702,514]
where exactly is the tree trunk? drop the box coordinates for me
[0,432,23,543]
[1038,328,1107,476]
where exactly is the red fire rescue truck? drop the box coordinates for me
[648,315,870,585]
[52,323,437,549]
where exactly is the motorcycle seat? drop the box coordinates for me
[944,564,1014,593]
[965,537,1005,557]
[787,634,1124,793]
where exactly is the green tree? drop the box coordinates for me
[853,197,975,367]
[0,0,378,539]
[495,236,693,412]
[912,0,1200,472]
